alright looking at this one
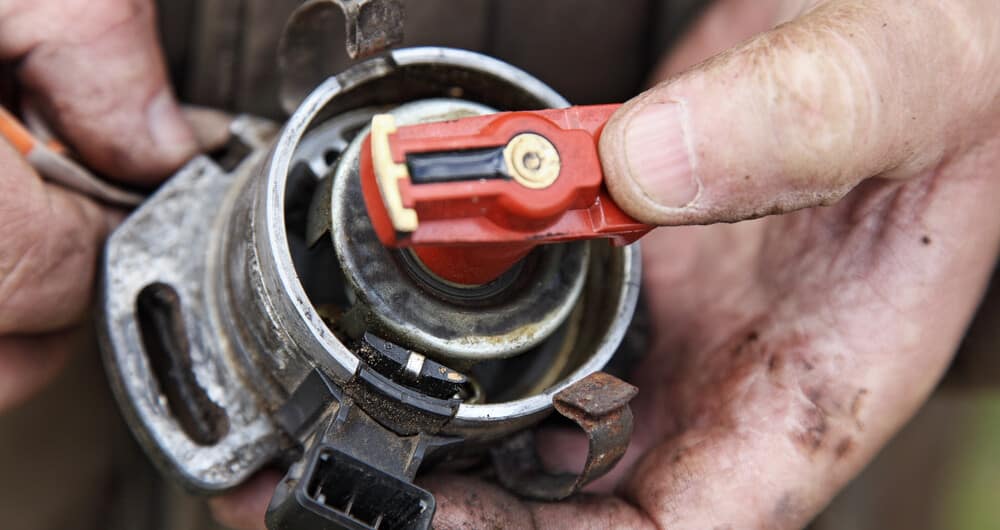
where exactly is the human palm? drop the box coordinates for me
[427,143,1000,529]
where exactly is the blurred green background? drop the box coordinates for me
[814,276,1000,530]
[813,391,1000,530]
[944,394,1000,530]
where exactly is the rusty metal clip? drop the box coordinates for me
[279,0,405,112]
[334,0,405,60]
[492,372,638,501]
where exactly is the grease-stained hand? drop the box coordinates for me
[214,0,1000,528]
[0,0,196,411]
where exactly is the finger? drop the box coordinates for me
[0,329,77,410]
[0,139,115,334]
[0,0,197,183]
[600,0,1000,225]
[209,470,281,530]
[182,105,234,153]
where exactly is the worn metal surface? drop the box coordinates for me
[100,47,644,498]
[451,238,641,437]
[98,117,283,492]
[335,0,405,58]
[220,45,634,438]
[492,372,638,501]
[328,98,590,363]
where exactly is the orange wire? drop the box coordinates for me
[0,106,37,155]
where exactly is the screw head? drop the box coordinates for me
[503,133,561,189]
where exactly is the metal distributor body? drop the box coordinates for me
[99,48,642,530]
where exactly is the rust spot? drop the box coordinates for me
[496,372,639,500]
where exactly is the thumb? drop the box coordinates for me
[600,1,998,225]
[0,0,197,183]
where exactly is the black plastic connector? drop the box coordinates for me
[267,445,435,530]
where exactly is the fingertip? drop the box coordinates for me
[182,105,234,153]
[601,96,702,226]
[603,5,925,227]
[142,88,200,177]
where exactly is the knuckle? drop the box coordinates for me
[758,28,874,179]
[720,7,883,189]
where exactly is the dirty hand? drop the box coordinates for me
[212,0,1000,528]
[0,0,196,410]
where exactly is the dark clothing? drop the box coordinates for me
[155,0,708,118]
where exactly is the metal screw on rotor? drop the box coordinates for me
[503,133,561,189]
[522,152,542,170]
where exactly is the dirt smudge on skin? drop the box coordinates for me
[676,322,814,429]
[790,385,870,457]
[767,354,781,373]
[793,405,829,454]
[423,475,535,530]
[730,331,761,359]
[805,386,824,405]
[850,389,869,430]
[772,491,808,528]
[797,355,815,371]
[667,320,866,464]
[834,436,855,459]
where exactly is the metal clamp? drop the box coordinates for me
[491,372,638,501]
